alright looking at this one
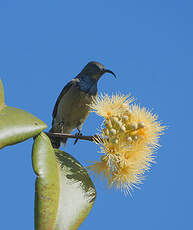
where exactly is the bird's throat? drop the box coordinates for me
[78,75,98,95]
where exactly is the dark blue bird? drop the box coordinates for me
[49,61,116,148]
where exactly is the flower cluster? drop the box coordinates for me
[88,94,165,194]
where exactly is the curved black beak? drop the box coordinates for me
[104,69,117,79]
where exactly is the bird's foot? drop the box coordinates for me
[58,121,64,133]
[74,129,82,145]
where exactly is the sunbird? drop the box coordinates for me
[49,61,116,148]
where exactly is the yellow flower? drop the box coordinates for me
[88,94,165,194]
[90,93,133,118]
[129,104,165,148]
[87,156,112,184]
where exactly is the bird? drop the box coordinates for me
[49,61,116,148]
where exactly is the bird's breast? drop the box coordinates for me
[54,84,96,133]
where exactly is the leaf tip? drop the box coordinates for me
[0,79,5,109]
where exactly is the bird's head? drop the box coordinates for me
[80,61,116,81]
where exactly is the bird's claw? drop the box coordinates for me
[74,131,82,145]
[58,121,64,133]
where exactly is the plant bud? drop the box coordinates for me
[111,138,118,144]
[132,135,138,141]
[129,122,138,130]
[109,129,117,135]
[120,125,126,132]
[138,122,145,129]
[122,115,129,121]
[127,136,133,144]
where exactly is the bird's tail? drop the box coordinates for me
[48,128,60,148]
[48,128,68,149]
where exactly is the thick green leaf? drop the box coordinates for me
[0,79,5,110]
[0,106,47,149]
[0,79,47,149]
[55,150,96,230]
[32,135,96,230]
[32,132,60,230]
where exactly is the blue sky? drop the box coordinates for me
[0,0,193,229]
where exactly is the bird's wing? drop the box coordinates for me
[52,79,79,119]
